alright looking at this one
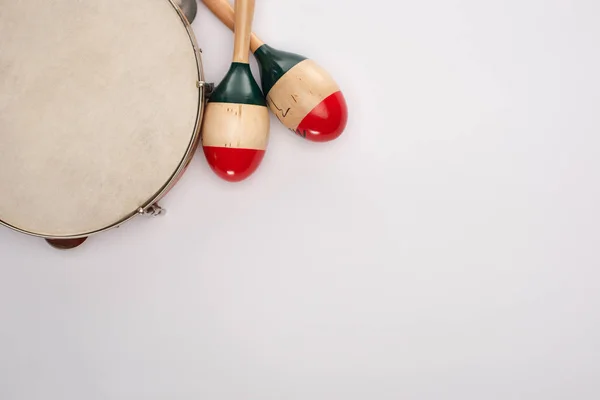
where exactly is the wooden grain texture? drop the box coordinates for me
[201,102,270,150]
[202,0,264,53]
[232,0,256,63]
[266,59,339,129]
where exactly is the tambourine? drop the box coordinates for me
[0,0,211,249]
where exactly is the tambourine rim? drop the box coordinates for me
[0,0,206,240]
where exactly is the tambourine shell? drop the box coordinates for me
[0,0,206,240]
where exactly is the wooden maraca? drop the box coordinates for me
[201,0,348,142]
[201,0,270,182]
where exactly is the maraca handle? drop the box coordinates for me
[202,0,264,53]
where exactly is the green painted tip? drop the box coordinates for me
[209,62,266,106]
[253,44,307,96]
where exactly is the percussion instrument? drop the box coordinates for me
[200,0,270,182]
[0,0,210,249]
[201,0,348,142]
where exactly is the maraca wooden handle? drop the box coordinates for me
[232,0,255,62]
[202,0,264,53]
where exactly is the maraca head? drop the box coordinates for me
[254,44,348,142]
[202,63,270,182]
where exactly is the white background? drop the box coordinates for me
[1,0,600,399]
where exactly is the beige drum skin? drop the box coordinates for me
[0,0,207,241]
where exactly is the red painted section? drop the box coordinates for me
[296,91,348,142]
[203,146,265,182]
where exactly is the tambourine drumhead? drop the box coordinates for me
[0,0,203,238]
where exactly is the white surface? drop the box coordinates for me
[1,0,599,399]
